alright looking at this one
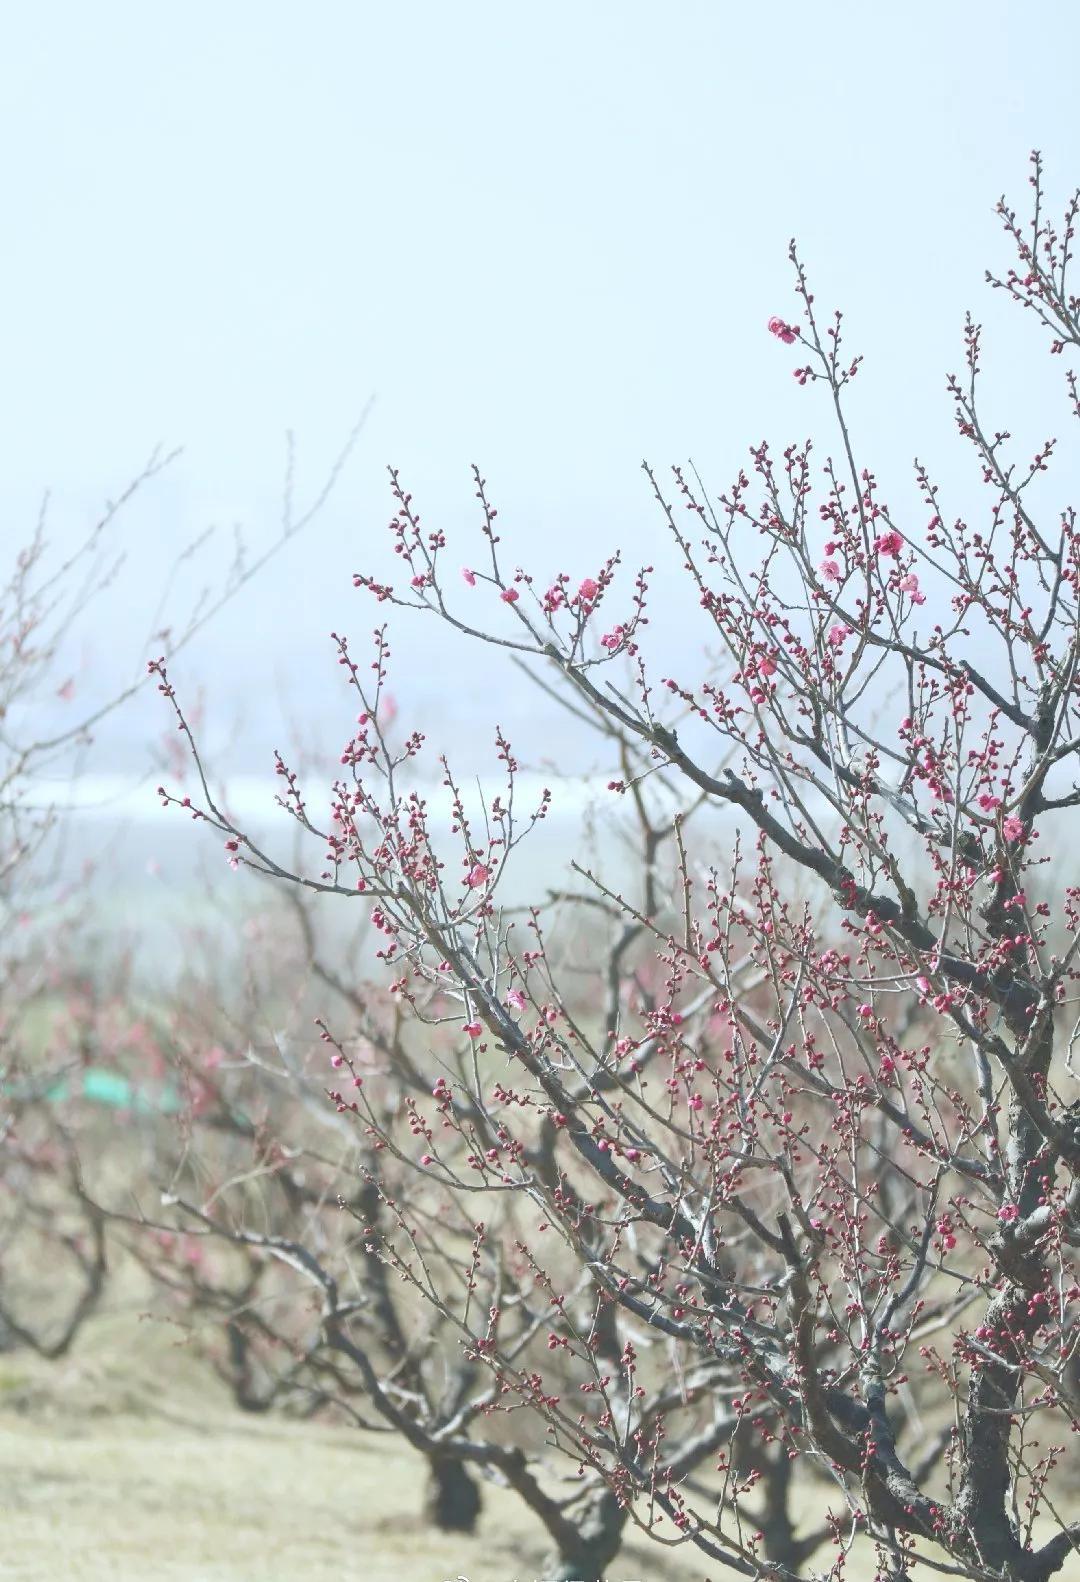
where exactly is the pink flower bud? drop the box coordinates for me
[767,316,798,344]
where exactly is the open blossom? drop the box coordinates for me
[501,586,520,603]
[465,862,491,888]
[899,571,925,604]
[767,315,798,345]
[1002,813,1025,842]
[828,623,851,648]
[461,566,477,586]
[819,558,841,583]
[505,987,527,1012]
[463,1021,482,1038]
[997,1202,1020,1223]
[577,576,600,605]
[978,792,1001,812]
[600,625,625,651]
[874,530,904,558]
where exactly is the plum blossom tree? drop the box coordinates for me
[127,866,831,1578]
[151,155,1080,1582]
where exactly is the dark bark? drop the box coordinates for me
[542,1488,626,1582]
[423,1454,483,1534]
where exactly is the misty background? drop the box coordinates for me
[4,1,1078,957]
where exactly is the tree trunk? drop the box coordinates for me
[423,1454,483,1534]
[543,1489,626,1582]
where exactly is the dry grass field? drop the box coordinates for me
[0,1301,717,1582]
[7,1269,1070,1581]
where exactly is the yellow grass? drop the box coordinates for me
[0,1304,716,1582]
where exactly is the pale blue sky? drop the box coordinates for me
[5,1,1078,776]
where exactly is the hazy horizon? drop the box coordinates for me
[5,2,1079,915]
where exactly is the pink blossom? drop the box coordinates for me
[858,1003,874,1019]
[819,559,841,583]
[506,987,527,1012]
[1002,814,1025,842]
[500,587,520,604]
[688,1093,703,1111]
[978,793,1001,812]
[600,626,625,651]
[757,655,777,677]
[419,1153,434,1166]
[465,863,491,888]
[874,530,904,558]
[997,1202,1020,1223]
[898,572,925,604]
[767,316,798,345]
[827,623,851,648]
[916,975,931,996]
[461,567,477,586]
[577,577,600,605]
[463,1021,483,1038]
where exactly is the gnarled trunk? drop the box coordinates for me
[542,1488,626,1582]
[423,1454,483,1534]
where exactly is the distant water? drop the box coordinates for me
[25,770,721,977]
